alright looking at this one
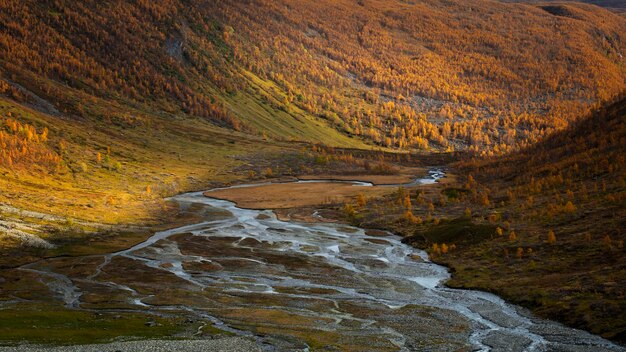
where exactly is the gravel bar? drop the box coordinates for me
[0,337,263,352]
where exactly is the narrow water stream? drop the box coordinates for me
[13,171,625,351]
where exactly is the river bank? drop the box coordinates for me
[2,171,622,351]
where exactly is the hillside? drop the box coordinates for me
[458,94,626,341]
[0,0,623,243]
[218,0,625,152]
[506,1,626,14]
[2,0,625,150]
[342,95,626,341]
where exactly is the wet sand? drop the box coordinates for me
[204,169,444,210]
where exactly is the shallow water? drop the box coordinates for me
[13,171,625,351]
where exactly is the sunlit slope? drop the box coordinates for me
[0,1,367,148]
[1,0,624,154]
[0,0,624,228]
[212,0,625,152]
[0,0,371,230]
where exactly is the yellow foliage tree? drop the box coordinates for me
[343,203,356,217]
[356,193,367,208]
[563,201,577,213]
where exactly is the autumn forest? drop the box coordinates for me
[0,0,624,350]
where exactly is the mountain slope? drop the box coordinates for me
[0,0,624,242]
[0,1,364,146]
[1,0,624,152]
[506,0,626,14]
[341,94,625,342]
[455,94,626,341]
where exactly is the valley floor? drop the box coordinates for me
[0,152,624,350]
[0,337,261,352]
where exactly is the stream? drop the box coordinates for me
[12,170,625,351]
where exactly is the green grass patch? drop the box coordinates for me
[0,304,183,346]
[441,187,469,200]
[406,218,497,246]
